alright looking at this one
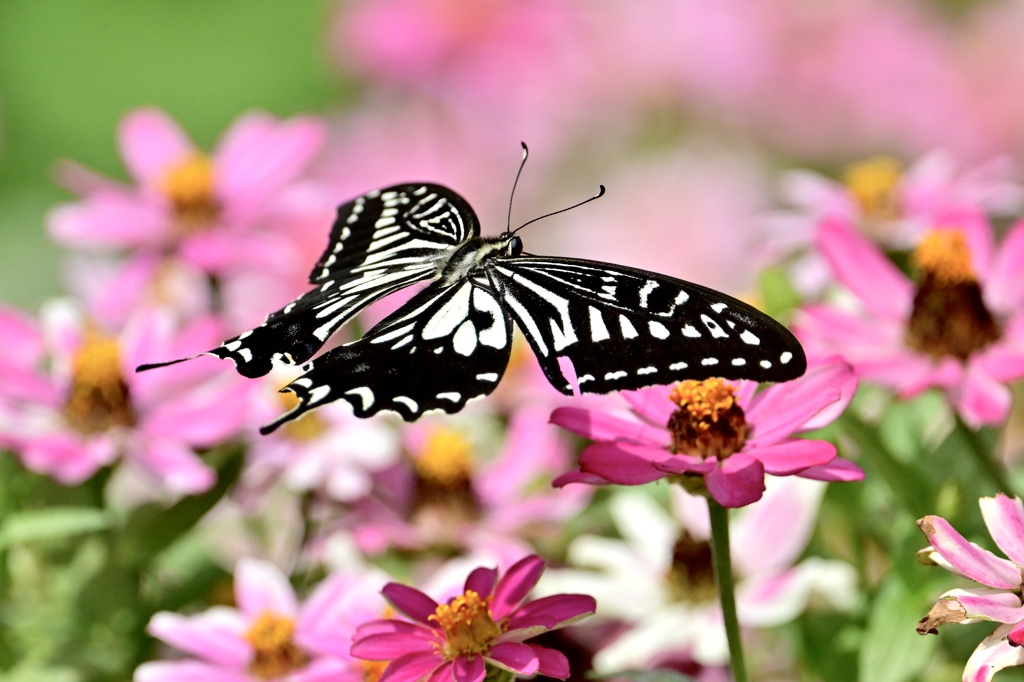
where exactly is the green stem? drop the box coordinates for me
[957,417,1016,497]
[708,499,748,682]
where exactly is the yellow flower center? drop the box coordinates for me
[160,153,220,231]
[64,328,135,434]
[244,611,308,680]
[360,659,388,682]
[843,156,903,221]
[906,229,1000,360]
[278,390,328,441]
[666,379,748,459]
[429,590,502,659]
[416,427,473,488]
[911,230,977,286]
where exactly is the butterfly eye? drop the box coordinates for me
[508,236,523,256]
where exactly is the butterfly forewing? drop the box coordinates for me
[261,274,513,432]
[138,184,480,378]
[488,256,805,394]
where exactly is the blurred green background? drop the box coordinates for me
[0,0,343,310]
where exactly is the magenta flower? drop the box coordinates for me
[0,300,252,494]
[796,217,1024,427]
[351,555,596,682]
[917,495,1024,681]
[136,558,385,682]
[551,359,863,508]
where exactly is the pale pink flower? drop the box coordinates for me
[917,494,1024,681]
[49,108,328,328]
[350,555,596,682]
[538,479,856,669]
[135,558,386,682]
[552,359,863,508]
[0,300,252,494]
[796,217,1024,427]
[344,409,590,561]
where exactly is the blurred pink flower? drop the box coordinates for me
[796,218,1024,427]
[49,108,329,328]
[136,558,385,682]
[552,359,862,508]
[344,409,590,560]
[917,494,1024,681]
[539,479,856,669]
[350,555,595,682]
[0,300,252,494]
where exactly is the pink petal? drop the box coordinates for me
[134,660,252,682]
[379,653,446,682]
[487,642,539,675]
[797,458,865,482]
[747,439,836,475]
[954,592,1024,623]
[963,623,1024,682]
[20,432,114,485]
[918,516,1021,589]
[977,340,1024,385]
[130,437,214,495]
[147,610,248,666]
[731,478,824,575]
[816,217,913,319]
[705,454,766,508]
[383,584,440,625]
[532,645,570,679]
[234,558,298,619]
[505,594,596,633]
[464,566,498,600]
[986,219,1024,312]
[551,470,611,488]
[140,377,250,446]
[48,195,169,250]
[980,495,1024,567]
[491,556,545,620]
[354,619,434,639]
[576,442,675,485]
[621,385,676,425]
[452,655,485,682]
[351,632,437,659]
[549,407,668,447]
[952,361,1011,428]
[119,108,195,187]
[746,384,842,447]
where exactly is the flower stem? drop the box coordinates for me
[708,499,749,682]
[956,416,1016,497]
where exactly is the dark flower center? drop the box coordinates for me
[411,427,480,541]
[905,230,1001,361]
[666,530,717,604]
[666,379,748,459]
[64,329,135,434]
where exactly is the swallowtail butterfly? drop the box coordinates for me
[139,146,806,433]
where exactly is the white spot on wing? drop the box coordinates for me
[760,360,772,368]
[578,374,595,384]
[589,307,610,342]
[701,315,729,339]
[702,358,719,366]
[682,325,701,338]
[619,316,638,339]
[711,302,728,313]
[639,280,658,308]
[604,370,627,380]
[731,358,746,366]
[669,361,689,370]
[452,320,478,356]
[648,321,669,339]
[781,351,793,364]
[393,396,418,413]
[344,387,374,410]
[637,366,657,375]
[740,330,760,345]
[437,392,461,402]
[238,348,253,363]
[307,385,331,405]
[422,283,472,340]
[476,372,499,382]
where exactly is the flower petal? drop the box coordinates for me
[746,360,854,443]
[963,623,1024,682]
[351,632,437,659]
[452,655,485,682]
[504,594,596,634]
[235,558,298,619]
[134,660,252,682]
[379,653,447,682]
[705,454,766,508]
[146,609,249,666]
[985,219,1024,312]
[576,442,677,485]
[491,556,545,620]
[918,589,1023,634]
[954,362,1012,428]
[797,458,864,482]
[532,645,570,680]
[383,583,440,625]
[549,407,668,447]
[980,495,1024,567]
[747,439,836,475]
[918,516,1021,589]
[621,385,676,425]
[130,436,215,496]
[464,566,498,600]
[119,108,195,186]
[487,642,539,675]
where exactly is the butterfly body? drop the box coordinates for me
[138,181,806,433]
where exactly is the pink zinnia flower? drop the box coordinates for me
[136,558,385,682]
[551,359,863,508]
[917,494,1024,681]
[350,555,596,682]
[0,300,251,494]
[796,217,1024,427]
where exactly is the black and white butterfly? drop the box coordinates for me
[139,148,806,433]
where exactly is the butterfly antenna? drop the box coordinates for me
[513,184,606,234]
[507,142,529,233]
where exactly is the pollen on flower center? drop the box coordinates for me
[160,153,220,230]
[842,156,903,221]
[64,328,135,434]
[666,379,748,459]
[906,229,1001,361]
[429,590,502,659]
[244,611,308,680]
[411,426,480,542]
[416,427,474,489]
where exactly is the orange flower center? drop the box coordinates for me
[244,611,308,680]
[666,379,748,459]
[360,659,389,682]
[411,426,480,548]
[906,229,1000,360]
[843,156,903,222]
[64,328,134,434]
[429,590,502,659]
[160,153,220,231]
[417,427,473,488]
[278,390,328,441]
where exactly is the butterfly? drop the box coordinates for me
[138,146,806,434]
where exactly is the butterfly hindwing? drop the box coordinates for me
[139,183,480,378]
[260,274,513,432]
[489,256,805,394]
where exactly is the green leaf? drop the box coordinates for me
[0,508,113,549]
[858,578,938,682]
